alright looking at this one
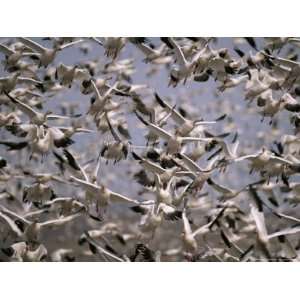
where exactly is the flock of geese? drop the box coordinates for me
[0,37,300,261]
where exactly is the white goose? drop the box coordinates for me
[70,175,139,215]
[165,37,210,86]
[6,92,69,125]
[18,37,83,67]
[234,147,294,173]
[1,241,47,262]
[87,80,120,116]
[0,207,82,243]
[135,112,212,154]
[133,42,171,64]
[55,63,89,88]
[182,206,226,252]
[100,113,129,162]
[154,93,218,136]
[0,72,43,93]
[0,43,34,69]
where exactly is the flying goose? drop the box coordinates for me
[100,113,129,163]
[244,69,270,100]
[70,175,139,215]
[206,178,263,201]
[182,206,226,252]
[0,207,82,243]
[87,79,120,116]
[135,111,212,154]
[18,37,83,67]
[99,37,126,60]
[154,93,221,136]
[133,42,171,64]
[22,181,56,206]
[53,149,89,181]
[0,43,35,69]
[5,92,69,125]
[83,231,124,262]
[268,224,300,240]
[1,241,47,262]
[0,72,43,93]
[41,197,86,217]
[131,151,181,183]
[234,147,295,173]
[164,37,210,86]
[55,63,89,88]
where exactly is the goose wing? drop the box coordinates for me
[168,37,187,69]
[70,176,100,194]
[63,150,88,180]
[5,92,37,119]
[40,213,81,228]
[206,178,233,194]
[147,122,173,141]
[249,186,268,243]
[0,43,15,56]
[134,42,157,57]
[176,153,206,173]
[192,207,226,237]
[58,39,84,50]
[269,155,294,165]
[234,153,260,162]
[105,113,121,142]
[268,225,300,240]
[109,190,139,204]
[18,37,47,53]
[0,211,23,236]
[84,232,124,262]
[91,79,104,100]
[46,114,70,120]
[182,209,193,235]
[180,137,212,143]
[155,93,186,125]
[17,77,43,86]
[132,153,165,175]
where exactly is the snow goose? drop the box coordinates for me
[100,113,129,163]
[55,63,89,88]
[18,37,83,67]
[0,43,34,69]
[5,92,69,125]
[154,93,220,136]
[164,37,210,86]
[70,175,139,215]
[182,206,226,252]
[0,72,43,93]
[135,111,212,154]
[234,147,294,173]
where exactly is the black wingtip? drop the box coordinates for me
[134,111,149,126]
[1,247,14,257]
[54,137,75,148]
[234,47,245,58]
[220,230,232,248]
[154,93,166,107]
[215,114,227,122]
[88,214,103,222]
[63,149,80,171]
[131,151,142,161]
[0,158,7,168]
[206,178,213,185]
[160,37,173,49]
[239,244,254,261]
[244,37,258,51]
[4,91,17,103]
